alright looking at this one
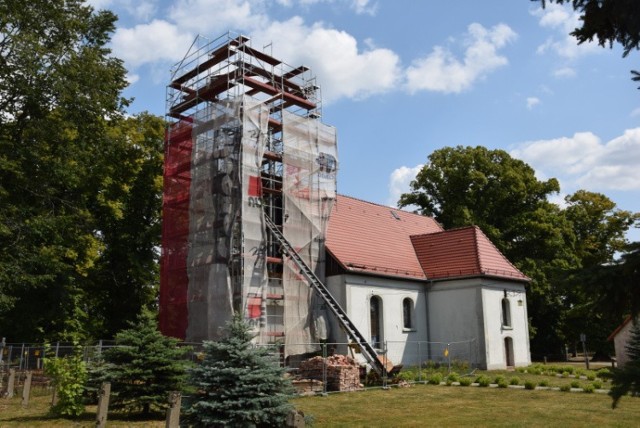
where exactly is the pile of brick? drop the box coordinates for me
[297,354,362,392]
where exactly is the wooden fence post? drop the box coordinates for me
[21,371,32,407]
[6,368,15,398]
[95,382,111,428]
[165,391,182,428]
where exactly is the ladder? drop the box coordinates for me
[264,215,385,376]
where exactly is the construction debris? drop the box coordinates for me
[297,354,362,392]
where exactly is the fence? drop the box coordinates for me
[0,338,477,397]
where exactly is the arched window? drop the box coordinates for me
[370,296,383,349]
[403,298,414,330]
[501,298,511,327]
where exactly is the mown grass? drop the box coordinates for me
[0,389,164,427]
[1,364,635,427]
[293,384,640,427]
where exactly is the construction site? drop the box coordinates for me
[159,33,385,377]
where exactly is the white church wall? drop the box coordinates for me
[427,280,485,367]
[481,282,530,369]
[326,273,428,366]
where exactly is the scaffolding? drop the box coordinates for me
[159,33,336,357]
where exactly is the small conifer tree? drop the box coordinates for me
[182,313,294,427]
[610,320,640,408]
[96,309,190,415]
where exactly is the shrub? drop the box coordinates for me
[428,373,443,385]
[396,370,416,383]
[524,380,536,390]
[586,371,596,381]
[494,375,506,385]
[459,377,472,386]
[447,372,460,383]
[497,379,509,388]
[561,371,570,378]
[475,375,491,387]
[509,377,520,386]
[516,367,526,373]
[96,309,191,415]
[182,314,294,427]
[597,368,610,379]
[583,384,595,393]
[538,379,549,387]
[570,380,581,389]
[560,384,571,392]
[592,380,603,390]
[43,343,87,418]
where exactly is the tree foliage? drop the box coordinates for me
[43,343,88,418]
[609,321,640,408]
[399,146,638,356]
[0,0,163,341]
[96,309,190,415]
[182,314,294,428]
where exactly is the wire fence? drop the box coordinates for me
[0,338,478,397]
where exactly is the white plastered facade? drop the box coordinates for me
[326,273,531,370]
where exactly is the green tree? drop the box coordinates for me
[182,314,294,428]
[97,309,190,416]
[84,113,164,338]
[559,192,638,357]
[609,320,640,408]
[0,1,164,341]
[43,343,88,418]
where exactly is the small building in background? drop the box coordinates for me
[609,316,638,366]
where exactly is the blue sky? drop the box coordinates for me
[91,0,640,241]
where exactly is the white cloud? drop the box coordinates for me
[405,23,517,94]
[553,66,576,78]
[532,3,600,59]
[387,164,423,207]
[111,20,194,68]
[253,17,401,102]
[169,0,267,34]
[631,108,640,118]
[526,97,540,109]
[511,128,640,191]
[126,72,140,85]
[351,0,378,15]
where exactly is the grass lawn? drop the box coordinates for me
[0,390,164,427]
[293,384,640,427]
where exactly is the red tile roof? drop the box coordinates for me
[608,315,634,341]
[410,226,529,282]
[326,195,443,279]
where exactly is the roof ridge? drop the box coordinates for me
[472,226,483,274]
[410,224,476,239]
[337,193,434,219]
[472,226,526,279]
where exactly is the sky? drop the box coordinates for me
[90,0,640,241]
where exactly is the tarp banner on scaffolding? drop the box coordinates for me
[159,119,193,339]
[186,99,243,341]
[241,97,270,338]
[282,110,338,355]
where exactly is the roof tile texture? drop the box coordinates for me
[410,226,529,281]
[326,195,442,279]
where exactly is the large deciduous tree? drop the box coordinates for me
[0,1,163,341]
[399,146,638,357]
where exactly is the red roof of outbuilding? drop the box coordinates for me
[325,195,443,279]
[410,226,529,282]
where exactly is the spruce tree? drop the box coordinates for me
[96,309,190,415]
[610,320,640,408]
[182,314,294,427]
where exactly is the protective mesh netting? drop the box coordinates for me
[160,95,337,355]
